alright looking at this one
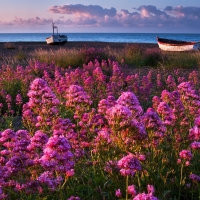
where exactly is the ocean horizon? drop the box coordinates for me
[0,33,200,43]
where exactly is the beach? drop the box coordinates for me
[0,41,158,56]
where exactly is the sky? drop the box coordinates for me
[0,0,200,33]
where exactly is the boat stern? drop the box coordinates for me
[193,42,200,50]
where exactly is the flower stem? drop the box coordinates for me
[126,175,129,200]
[178,163,183,200]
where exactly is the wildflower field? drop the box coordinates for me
[0,47,200,200]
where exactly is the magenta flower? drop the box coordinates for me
[128,185,137,197]
[106,104,132,129]
[129,119,147,140]
[178,81,200,118]
[27,130,48,159]
[117,92,143,118]
[5,94,12,103]
[179,150,193,162]
[133,184,158,200]
[142,108,166,139]
[189,117,200,141]
[156,101,175,126]
[115,188,122,198]
[65,85,92,109]
[25,78,60,133]
[39,135,74,174]
[117,153,142,177]
[161,90,171,103]
[166,75,176,90]
[156,73,163,89]
[15,94,23,105]
[147,184,155,195]
[133,193,159,200]
[67,196,81,200]
[93,128,112,150]
[37,171,63,191]
[66,169,74,177]
[29,78,60,109]
[98,95,116,115]
[190,142,200,149]
[152,96,161,110]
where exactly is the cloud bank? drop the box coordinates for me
[1,4,200,32]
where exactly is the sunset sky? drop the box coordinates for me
[0,0,200,33]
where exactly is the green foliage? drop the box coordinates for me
[161,51,199,69]
[123,45,144,66]
[142,48,162,67]
[15,52,27,61]
[32,48,83,68]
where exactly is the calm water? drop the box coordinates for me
[0,33,200,43]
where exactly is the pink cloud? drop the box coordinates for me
[48,4,117,17]
[0,17,53,26]
[0,4,200,32]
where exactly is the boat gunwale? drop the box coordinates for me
[156,36,196,46]
[157,41,195,46]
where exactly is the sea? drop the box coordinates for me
[0,33,200,43]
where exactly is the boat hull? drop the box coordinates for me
[157,37,200,51]
[158,42,197,51]
[46,35,67,45]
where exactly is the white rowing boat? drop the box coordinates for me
[157,36,200,51]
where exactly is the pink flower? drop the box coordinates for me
[128,185,137,197]
[156,102,175,126]
[117,92,143,118]
[142,108,166,139]
[152,96,161,110]
[179,150,192,161]
[147,185,155,195]
[66,169,74,177]
[65,85,92,109]
[39,135,74,173]
[16,94,23,105]
[106,104,132,129]
[189,118,200,141]
[133,184,158,200]
[98,95,116,115]
[115,188,122,198]
[190,142,200,149]
[67,196,81,200]
[117,153,142,177]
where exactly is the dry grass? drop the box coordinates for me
[1,43,200,69]
[4,42,16,49]
[30,48,83,68]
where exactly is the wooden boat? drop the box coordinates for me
[46,23,67,45]
[156,36,200,51]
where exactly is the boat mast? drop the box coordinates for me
[52,22,58,36]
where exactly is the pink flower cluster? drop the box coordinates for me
[66,85,92,109]
[177,149,193,166]
[0,128,74,194]
[23,78,60,133]
[116,184,158,200]
[39,135,74,173]
[189,116,200,141]
[116,92,143,118]
[117,153,142,177]
[178,81,200,118]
